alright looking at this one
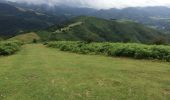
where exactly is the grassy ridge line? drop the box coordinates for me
[9,32,40,43]
[43,16,168,43]
[0,40,22,55]
[47,41,170,62]
[54,22,83,33]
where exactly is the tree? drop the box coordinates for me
[33,39,37,43]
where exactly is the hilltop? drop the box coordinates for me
[38,16,168,44]
[9,32,40,43]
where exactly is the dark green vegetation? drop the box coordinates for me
[0,44,170,100]
[47,41,170,62]
[0,41,22,55]
[40,16,169,44]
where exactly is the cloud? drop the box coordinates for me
[6,0,170,9]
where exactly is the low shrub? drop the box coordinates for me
[0,41,22,55]
[47,41,170,62]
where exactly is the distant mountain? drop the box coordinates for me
[5,1,170,32]
[93,7,170,19]
[38,16,169,44]
[8,2,97,16]
[92,7,170,31]
[0,3,68,37]
[1,1,170,40]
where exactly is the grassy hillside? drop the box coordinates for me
[9,32,40,43]
[40,16,168,44]
[0,44,169,99]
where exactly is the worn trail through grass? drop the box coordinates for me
[0,44,170,100]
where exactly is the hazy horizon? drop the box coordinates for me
[4,0,170,9]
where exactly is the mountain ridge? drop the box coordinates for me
[37,16,169,44]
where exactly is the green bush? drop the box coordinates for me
[33,39,37,43]
[47,41,170,62]
[0,41,22,55]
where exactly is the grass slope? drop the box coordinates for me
[9,32,40,43]
[0,44,170,100]
[42,16,168,43]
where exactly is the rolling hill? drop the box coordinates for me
[38,16,169,44]
[9,32,40,43]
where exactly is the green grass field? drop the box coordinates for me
[0,44,170,100]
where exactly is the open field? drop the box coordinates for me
[0,44,170,100]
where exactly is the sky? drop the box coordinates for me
[5,0,170,9]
